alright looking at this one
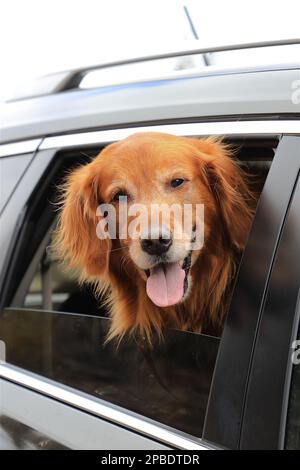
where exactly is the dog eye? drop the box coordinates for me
[112,191,128,202]
[170,178,185,188]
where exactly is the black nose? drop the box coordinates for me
[141,235,172,256]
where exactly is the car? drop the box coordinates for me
[0,38,300,450]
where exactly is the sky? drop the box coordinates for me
[0,0,299,101]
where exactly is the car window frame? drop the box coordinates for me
[235,146,300,450]
[0,153,35,215]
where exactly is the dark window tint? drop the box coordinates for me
[0,154,32,213]
[0,308,219,437]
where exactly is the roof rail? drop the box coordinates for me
[8,38,300,101]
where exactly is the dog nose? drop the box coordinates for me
[141,234,172,255]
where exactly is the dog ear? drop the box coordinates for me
[190,138,254,250]
[55,163,111,278]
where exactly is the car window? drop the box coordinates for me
[0,154,32,213]
[1,134,277,442]
[22,138,273,322]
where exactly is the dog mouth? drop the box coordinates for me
[144,252,192,307]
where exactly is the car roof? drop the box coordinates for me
[1,39,300,144]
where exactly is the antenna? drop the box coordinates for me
[183,5,211,65]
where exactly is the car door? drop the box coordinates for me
[0,124,299,449]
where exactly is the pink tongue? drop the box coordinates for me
[146,262,185,307]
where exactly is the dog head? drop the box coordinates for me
[56,132,252,318]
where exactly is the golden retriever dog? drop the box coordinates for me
[56,132,253,342]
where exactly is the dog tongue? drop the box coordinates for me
[146,262,185,307]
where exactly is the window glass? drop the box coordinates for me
[0,154,32,213]
[0,308,219,437]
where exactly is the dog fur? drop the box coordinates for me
[55,133,253,342]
